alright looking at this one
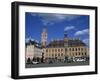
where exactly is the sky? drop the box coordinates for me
[25,12,89,46]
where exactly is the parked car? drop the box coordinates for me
[49,60,53,64]
[76,58,86,62]
[32,61,39,64]
[73,57,86,62]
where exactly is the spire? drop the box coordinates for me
[64,31,68,38]
[42,26,47,32]
[64,31,68,47]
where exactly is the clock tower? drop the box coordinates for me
[64,30,68,47]
[41,27,47,48]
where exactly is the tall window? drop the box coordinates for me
[46,49,48,52]
[72,48,74,51]
[85,52,87,55]
[76,53,77,55]
[76,48,77,51]
[52,49,54,52]
[69,48,71,51]
[81,48,83,51]
[72,53,74,56]
[61,53,63,56]
[61,49,63,51]
[79,52,80,55]
[58,49,60,52]
[55,49,57,52]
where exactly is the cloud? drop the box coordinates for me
[75,29,89,36]
[25,38,30,43]
[30,13,37,16]
[25,37,35,43]
[25,38,40,43]
[83,39,89,46]
[30,13,80,25]
[39,14,67,25]
[64,26,75,31]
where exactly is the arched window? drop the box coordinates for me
[76,53,77,55]
[61,53,63,56]
[72,48,74,51]
[58,49,60,52]
[69,48,71,51]
[79,52,80,55]
[61,49,63,51]
[81,48,83,51]
[85,52,87,55]
[52,49,54,52]
[55,49,57,52]
[76,48,77,51]
[58,53,60,56]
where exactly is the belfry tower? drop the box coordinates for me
[64,30,68,47]
[41,27,47,48]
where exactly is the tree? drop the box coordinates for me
[37,57,40,62]
[65,56,68,60]
[41,53,44,63]
[32,57,35,61]
[65,56,68,62]
[27,58,31,64]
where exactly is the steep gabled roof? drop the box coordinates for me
[46,39,86,48]
[26,39,42,48]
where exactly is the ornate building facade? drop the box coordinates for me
[43,30,89,62]
[25,27,89,63]
[25,40,43,62]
